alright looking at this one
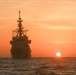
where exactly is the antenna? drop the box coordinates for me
[17,10,23,22]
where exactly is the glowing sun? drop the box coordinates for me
[56,52,61,57]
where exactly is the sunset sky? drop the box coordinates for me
[0,0,76,57]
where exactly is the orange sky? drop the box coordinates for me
[0,0,76,57]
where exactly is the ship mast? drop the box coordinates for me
[17,10,23,37]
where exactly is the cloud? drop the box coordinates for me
[37,25,76,30]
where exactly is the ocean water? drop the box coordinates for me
[0,58,76,75]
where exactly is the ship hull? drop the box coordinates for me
[11,49,31,59]
[10,41,31,59]
[11,50,31,59]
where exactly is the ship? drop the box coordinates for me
[10,11,31,59]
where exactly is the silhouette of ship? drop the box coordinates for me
[10,11,31,59]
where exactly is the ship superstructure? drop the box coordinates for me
[10,11,31,59]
